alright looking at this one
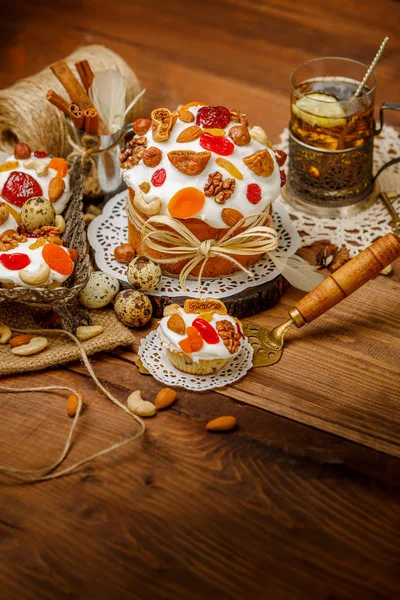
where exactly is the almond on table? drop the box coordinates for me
[154,388,177,409]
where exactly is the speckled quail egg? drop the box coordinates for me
[127,256,162,292]
[20,196,56,233]
[78,271,120,309]
[114,289,153,328]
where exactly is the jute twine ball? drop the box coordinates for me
[0,45,142,157]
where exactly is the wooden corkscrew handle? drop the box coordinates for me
[290,233,400,326]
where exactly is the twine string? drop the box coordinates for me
[67,128,126,196]
[126,199,279,294]
[0,327,145,483]
[0,45,141,156]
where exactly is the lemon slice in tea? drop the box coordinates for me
[293,92,346,128]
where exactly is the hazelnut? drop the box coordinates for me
[228,125,251,146]
[133,118,152,136]
[143,147,162,168]
[114,243,136,264]
[14,142,31,160]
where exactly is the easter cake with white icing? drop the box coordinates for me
[158,298,246,375]
[0,143,71,215]
[121,103,287,279]
[0,143,77,289]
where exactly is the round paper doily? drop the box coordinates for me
[88,193,299,298]
[278,124,400,256]
[138,330,254,390]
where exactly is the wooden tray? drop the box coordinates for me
[143,274,289,318]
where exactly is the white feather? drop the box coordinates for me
[89,70,126,133]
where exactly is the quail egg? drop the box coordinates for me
[114,289,153,327]
[79,271,120,309]
[20,196,56,233]
[127,256,162,292]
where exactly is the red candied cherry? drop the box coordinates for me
[34,151,49,159]
[192,318,219,344]
[236,322,245,340]
[0,253,30,270]
[2,172,43,207]
[196,106,232,129]
[274,149,287,167]
[246,183,262,204]
[151,168,166,187]
[280,169,286,187]
[199,133,234,156]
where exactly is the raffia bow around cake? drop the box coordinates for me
[126,199,323,293]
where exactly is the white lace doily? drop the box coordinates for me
[278,124,400,255]
[88,192,299,298]
[138,330,254,390]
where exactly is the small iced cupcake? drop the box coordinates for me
[158,298,246,375]
[0,142,71,215]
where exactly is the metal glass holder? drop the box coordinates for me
[283,131,375,217]
[283,103,400,218]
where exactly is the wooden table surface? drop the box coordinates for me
[1,1,400,599]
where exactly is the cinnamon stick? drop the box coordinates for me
[75,60,94,92]
[46,89,70,116]
[51,60,110,134]
[84,108,99,134]
[50,60,93,111]
[69,103,84,130]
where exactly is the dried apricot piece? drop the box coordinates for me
[42,243,74,276]
[179,337,193,354]
[168,187,205,219]
[178,325,204,352]
[48,157,68,178]
[216,157,243,180]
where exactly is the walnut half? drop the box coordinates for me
[216,320,241,354]
[204,171,236,204]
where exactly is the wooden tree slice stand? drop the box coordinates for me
[121,274,289,319]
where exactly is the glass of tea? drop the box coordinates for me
[283,57,400,217]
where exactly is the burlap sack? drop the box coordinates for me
[0,304,135,376]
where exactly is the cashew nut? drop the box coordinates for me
[54,215,66,233]
[163,303,181,317]
[127,390,156,417]
[76,325,104,341]
[133,189,161,216]
[11,336,48,356]
[0,322,12,344]
[249,126,273,149]
[23,158,49,177]
[380,264,393,275]
[19,263,50,286]
[83,213,96,225]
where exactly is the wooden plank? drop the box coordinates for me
[0,361,400,600]
[122,268,400,456]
